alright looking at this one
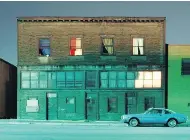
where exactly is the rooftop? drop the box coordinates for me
[17,16,166,23]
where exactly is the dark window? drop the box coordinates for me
[86,71,97,88]
[165,110,171,114]
[181,58,190,75]
[144,97,155,111]
[108,97,117,113]
[39,38,51,56]
[101,38,114,55]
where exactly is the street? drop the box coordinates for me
[0,123,190,140]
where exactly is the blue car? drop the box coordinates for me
[121,108,188,127]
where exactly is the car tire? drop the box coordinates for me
[167,119,177,127]
[129,118,139,127]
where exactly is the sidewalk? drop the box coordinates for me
[0,119,189,127]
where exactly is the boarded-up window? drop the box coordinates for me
[133,38,144,55]
[39,38,51,56]
[181,58,190,75]
[102,38,114,55]
[70,38,82,56]
[26,98,39,112]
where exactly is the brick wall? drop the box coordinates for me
[17,18,165,66]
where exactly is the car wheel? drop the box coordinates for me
[129,118,139,127]
[167,119,177,127]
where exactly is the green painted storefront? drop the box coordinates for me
[17,65,165,121]
[168,45,190,118]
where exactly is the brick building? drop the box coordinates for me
[17,17,166,121]
[0,58,17,118]
[168,45,190,118]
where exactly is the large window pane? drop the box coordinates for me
[127,72,135,80]
[39,72,48,80]
[31,81,38,88]
[153,71,161,80]
[136,72,144,80]
[21,81,30,88]
[100,72,108,79]
[135,80,143,88]
[118,80,126,88]
[144,80,153,88]
[118,72,126,80]
[101,80,108,88]
[31,72,38,80]
[127,80,135,88]
[144,72,152,80]
[57,72,65,81]
[109,72,116,79]
[153,80,161,88]
[66,72,74,87]
[86,71,96,88]
[21,72,30,80]
[48,72,56,88]
[109,80,116,88]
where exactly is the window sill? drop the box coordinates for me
[67,55,84,60]
[100,56,116,61]
[131,55,147,61]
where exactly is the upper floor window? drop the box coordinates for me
[70,38,82,56]
[101,38,114,55]
[39,38,51,56]
[181,58,190,75]
[133,38,144,55]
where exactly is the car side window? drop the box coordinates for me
[148,109,162,114]
[165,110,171,114]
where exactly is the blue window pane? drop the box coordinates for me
[127,72,135,80]
[57,72,65,81]
[21,72,30,80]
[40,39,50,47]
[109,80,116,88]
[109,72,116,79]
[39,81,47,88]
[75,72,83,80]
[101,80,108,88]
[39,72,48,80]
[66,72,74,81]
[21,81,30,88]
[100,72,108,79]
[127,80,135,88]
[118,80,126,88]
[118,72,126,80]
[31,81,39,88]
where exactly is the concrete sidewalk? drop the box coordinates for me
[0,119,189,127]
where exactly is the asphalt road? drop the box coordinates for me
[0,123,190,140]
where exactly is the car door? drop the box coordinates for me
[141,109,158,124]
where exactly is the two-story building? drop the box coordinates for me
[17,17,166,121]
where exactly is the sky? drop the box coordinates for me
[0,1,190,66]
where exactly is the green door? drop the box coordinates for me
[86,93,97,120]
[59,96,76,120]
[47,93,58,120]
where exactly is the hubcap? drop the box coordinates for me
[130,119,138,126]
[169,120,176,127]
